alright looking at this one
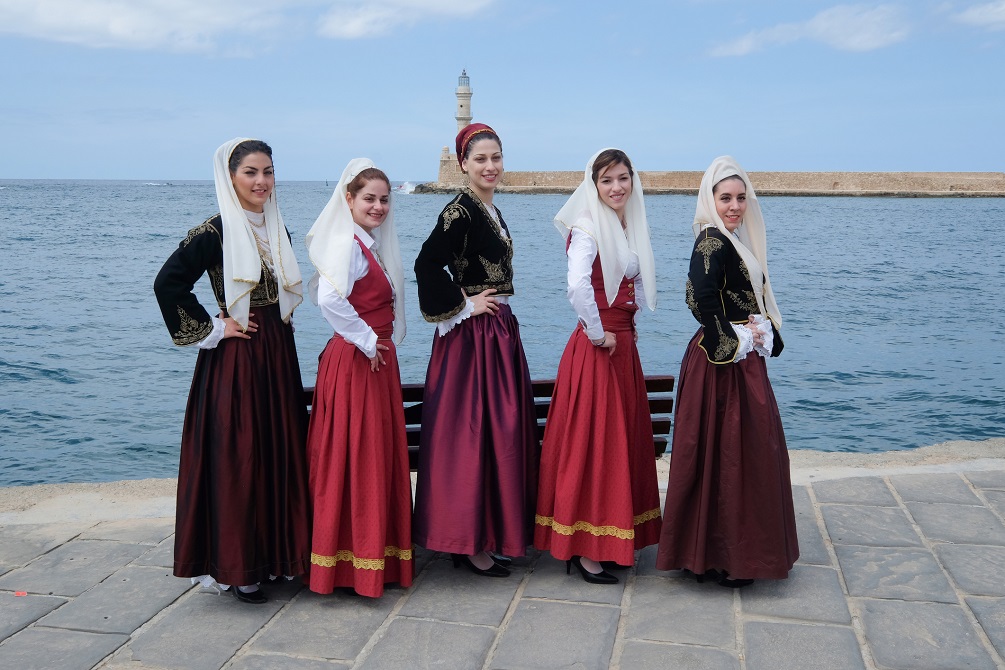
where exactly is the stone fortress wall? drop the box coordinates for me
[419,147,1005,196]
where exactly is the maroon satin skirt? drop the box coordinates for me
[655,328,798,580]
[173,303,311,585]
[412,304,538,557]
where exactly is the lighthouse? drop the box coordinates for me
[455,69,472,132]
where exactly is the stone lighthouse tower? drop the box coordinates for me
[455,69,472,132]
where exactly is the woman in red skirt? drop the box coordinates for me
[303,159,413,597]
[655,156,798,587]
[534,149,662,584]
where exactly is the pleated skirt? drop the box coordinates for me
[173,303,311,585]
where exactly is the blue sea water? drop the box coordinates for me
[1,180,1003,486]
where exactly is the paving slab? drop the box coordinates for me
[743,621,865,670]
[0,592,66,641]
[835,545,957,602]
[77,518,174,545]
[113,590,284,670]
[490,600,619,670]
[0,627,127,670]
[250,588,397,661]
[624,575,735,647]
[36,565,191,634]
[965,470,1005,490]
[0,522,89,566]
[819,504,922,547]
[396,556,521,626]
[812,476,897,506]
[0,539,147,597]
[791,486,830,566]
[132,535,174,567]
[935,544,1005,597]
[906,502,1005,545]
[856,598,997,670]
[522,553,627,605]
[889,472,981,504]
[966,596,1005,660]
[359,618,496,670]
[634,544,669,577]
[982,490,1005,518]
[618,640,740,670]
[741,564,851,624]
[228,653,350,669]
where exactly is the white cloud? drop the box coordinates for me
[954,1,1005,30]
[317,0,493,39]
[711,4,910,57]
[0,0,492,51]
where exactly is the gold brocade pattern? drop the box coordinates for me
[172,306,212,346]
[181,218,219,248]
[727,288,758,313]
[419,299,467,323]
[633,508,662,525]
[535,514,634,540]
[479,255,506,282]
[310,546,413,571]
[685,279,700,321]
[714,319,738,361]
[441,203,467,231]
[696,236,723,274]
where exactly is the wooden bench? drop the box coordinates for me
[304,374,674,471]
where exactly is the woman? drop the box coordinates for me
[412,123,537,577]
[655,156,798,587]
[303,159,413,597]
[153,138,311,604]
[534,149,662,584]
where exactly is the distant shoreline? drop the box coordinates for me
[416,169,1005,197]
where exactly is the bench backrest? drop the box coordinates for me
[305,374,674,471]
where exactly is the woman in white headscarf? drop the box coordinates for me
[655,156,798,587]
[534,149,662,584]
[303,159,412,597]
[154,138,311,604]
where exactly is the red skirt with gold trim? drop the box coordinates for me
[534,312,662,565]
[307,335,413,597]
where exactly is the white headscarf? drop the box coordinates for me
[305,158,406,344]
[553,149,657,310]
[213,137,303,329]
[693,155,782,329]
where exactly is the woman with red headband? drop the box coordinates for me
[412,123,537,577]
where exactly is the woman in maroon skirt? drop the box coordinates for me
[412,123,537,577]
[655,156,798,587]
[534,149,662,584]
[303,159,413,597]
[153,138,311,604]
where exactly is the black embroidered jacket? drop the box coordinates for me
[153,214,283,346]
[414,190,515,322]
[686,227,784,364]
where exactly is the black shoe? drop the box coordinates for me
[693,568,721,584]
[451,553,510,577]
[717,571,754,588]
[232,586,267,604]
[566,556,618,584]
[600,561,630,571]
[489,553,513,567]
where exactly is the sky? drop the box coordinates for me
[1,0,1003,180]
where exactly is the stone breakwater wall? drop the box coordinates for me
[416,167,1005,197]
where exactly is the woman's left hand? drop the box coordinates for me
[369,343,388,372]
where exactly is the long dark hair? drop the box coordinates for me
[228,140,273,174]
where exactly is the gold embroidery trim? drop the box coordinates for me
[172,306,213,346]
[441,202,467,231]
[479,255,506,282]
[310,546,413,570]
[695,236,723,274]
[534,512,658,540]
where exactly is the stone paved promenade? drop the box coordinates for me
[2,458,1005,669]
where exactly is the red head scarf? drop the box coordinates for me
[455,123,497,168]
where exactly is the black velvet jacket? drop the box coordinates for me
[686,226,784,364]
[414,189,515,322]
[153,215,282,346]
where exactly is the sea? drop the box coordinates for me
[1,179,1003,487]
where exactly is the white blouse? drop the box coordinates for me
[566,228,643,340]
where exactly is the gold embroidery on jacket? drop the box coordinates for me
[714,319,738,361]
[173,306,212,345]
[181,219,219,247]
[727,289,758,313]
[479,255,506,282]
[441,203,467,231]
[696,236,723,274]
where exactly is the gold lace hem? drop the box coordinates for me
[310,546,413,571]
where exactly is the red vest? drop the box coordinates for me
[349,236,395,339]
